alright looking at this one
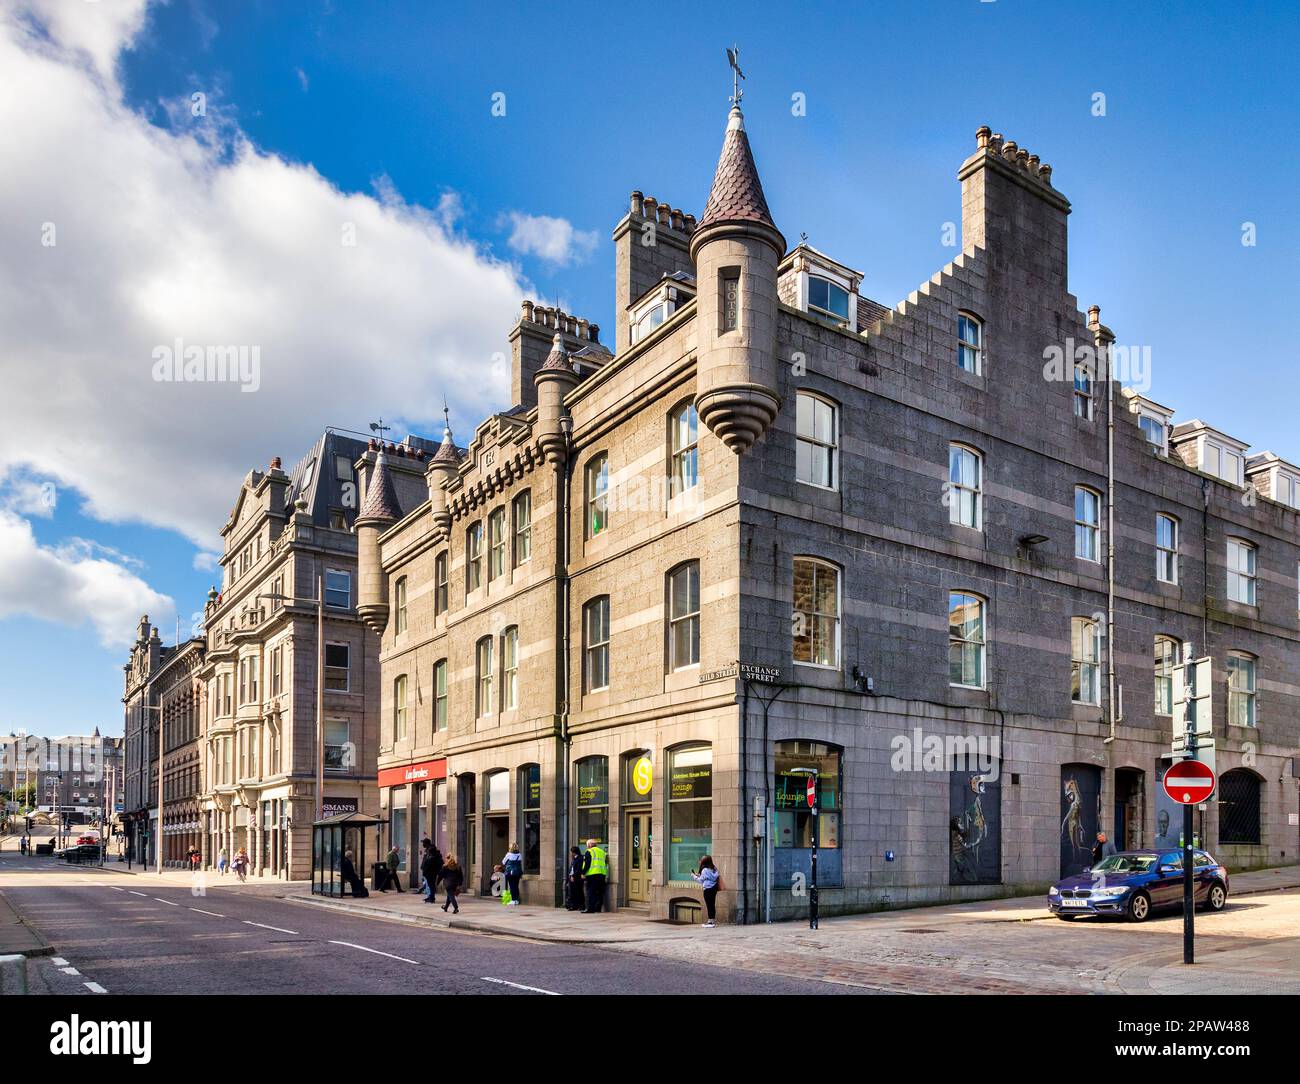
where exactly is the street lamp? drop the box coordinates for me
[785,766,820,930]
[258,573,326,828]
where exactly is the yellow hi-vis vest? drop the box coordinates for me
[586,845,608,876]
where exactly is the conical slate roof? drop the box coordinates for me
[539,330,574,373]
[430,426,463,464]
[697,107,777,233]
[357,450,401,521]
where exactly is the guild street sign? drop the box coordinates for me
[698,663,781,684]
[1162,759,1216,805]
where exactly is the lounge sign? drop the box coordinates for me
[698,663,781,684]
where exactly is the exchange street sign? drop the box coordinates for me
[698,663,782,684]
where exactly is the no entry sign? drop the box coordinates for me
[1163,759,1216,805]
[806,777,816,807]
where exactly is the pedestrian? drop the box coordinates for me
[1091,832,1116,865]
[383,844,404,892]
[217,847,228,876]
[420,842,443,904]
[580,838,608,914]
[234,847,250,882]
[339,848,368,897]
[440,856,463,913]
[565,845,584,911]
[691,855,720,927]
[501,844,523,905]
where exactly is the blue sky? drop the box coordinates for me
[2,0,1296,737]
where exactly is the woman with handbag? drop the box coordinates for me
[691,855,720,927]
[439,856,463,914]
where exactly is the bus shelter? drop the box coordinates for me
[311,811,386,897]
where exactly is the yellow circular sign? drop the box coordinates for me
[632,756,653,796]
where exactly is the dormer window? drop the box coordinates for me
[1139,413,1166,452]
[1273,471,1300,510]
[1204,441,1243,486]
[629,277,693,345]
[631,304,669,343]
[807,276,849,321]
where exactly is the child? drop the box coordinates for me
[491,862,506,903]
[440,857,463,914]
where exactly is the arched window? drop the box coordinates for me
[584,596,610,691]
[1218,769,1261,844]
[466,523,484,593]
[774,740,841,853]
[957,312,982,374]
[792,557,840,668]
[393,576,408,634]
[1227,652,1256,727]
[475,636,494,717]
[667,744,711,881]
[586,454,610,537]
[502,626,519,710]
[948,445,982,530]
[668,401,699,499]
[393,674,408,741]
[808,276,850,321]
[667,562,700,670]
[518,764,541,872]
[432,659,448,731]
[795,392,838,490]
[948,592,986,688]
[1154,636,1179,716]
[575,756,609,847]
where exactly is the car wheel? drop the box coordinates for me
[1205,882,1227,912]
[1126,892,1151,923]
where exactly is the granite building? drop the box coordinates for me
[354,99,1300,921]
[122,616,171,863]
[196,431,386,878]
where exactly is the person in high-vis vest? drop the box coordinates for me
[581,838,608,913]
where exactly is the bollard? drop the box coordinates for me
[0,953,29,995]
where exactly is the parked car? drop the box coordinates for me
[1048,849,1229,922]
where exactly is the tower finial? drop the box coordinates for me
[442,398,451,439]
[726,45,745,108]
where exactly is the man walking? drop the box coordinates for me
[420,840,443,904]
[581,838,608,914]
[384,844,405,892]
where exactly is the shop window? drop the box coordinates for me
[774,741,841,851]
[667,744,711,881]
[575,756,609,848]
[623,751,654,805]
[519,764,541,873]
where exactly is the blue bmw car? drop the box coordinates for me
[1048,849,1229,922]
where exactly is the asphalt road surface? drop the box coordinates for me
[0,854,861,996]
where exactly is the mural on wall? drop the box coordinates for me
[1153,763,1182,851]
[949,770,1001,885]
[1059,764,1101,878]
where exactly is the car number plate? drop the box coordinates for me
[1061,898,1089,907]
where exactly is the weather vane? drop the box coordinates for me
[442,398,451,436]
[727,45,745,107]
[369,418,391,442]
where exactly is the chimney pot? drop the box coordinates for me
[630,190,644,216]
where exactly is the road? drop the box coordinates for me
[0,853,861,996]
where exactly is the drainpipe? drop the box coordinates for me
[1091,307,1119,745]
[557,421,574,897]
[740,679,749,925]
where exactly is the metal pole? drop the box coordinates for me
[1183,802,1194,964]
[156,703,164,874]
[810,785,819,930]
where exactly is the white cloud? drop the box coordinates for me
[1,469,58,517]
[0,510,172,648]
[192,550,220,572]
[295,66,308,92]
[504,211,598,266]
[0,2,527,550]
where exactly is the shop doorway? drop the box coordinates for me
[624,810,651,905]
[483,814,509,894]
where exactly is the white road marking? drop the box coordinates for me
[51,957,68,966]
[60,966,80,976]
[328,940,419,965]
[84,982,107,994]
[244,921,298,935]
[154,898,179,906]
[189,908,225,918]
[481,976,560,995]
[129,891,148,897]
[110,887,125,892]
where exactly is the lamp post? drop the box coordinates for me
[786,766,820,929]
